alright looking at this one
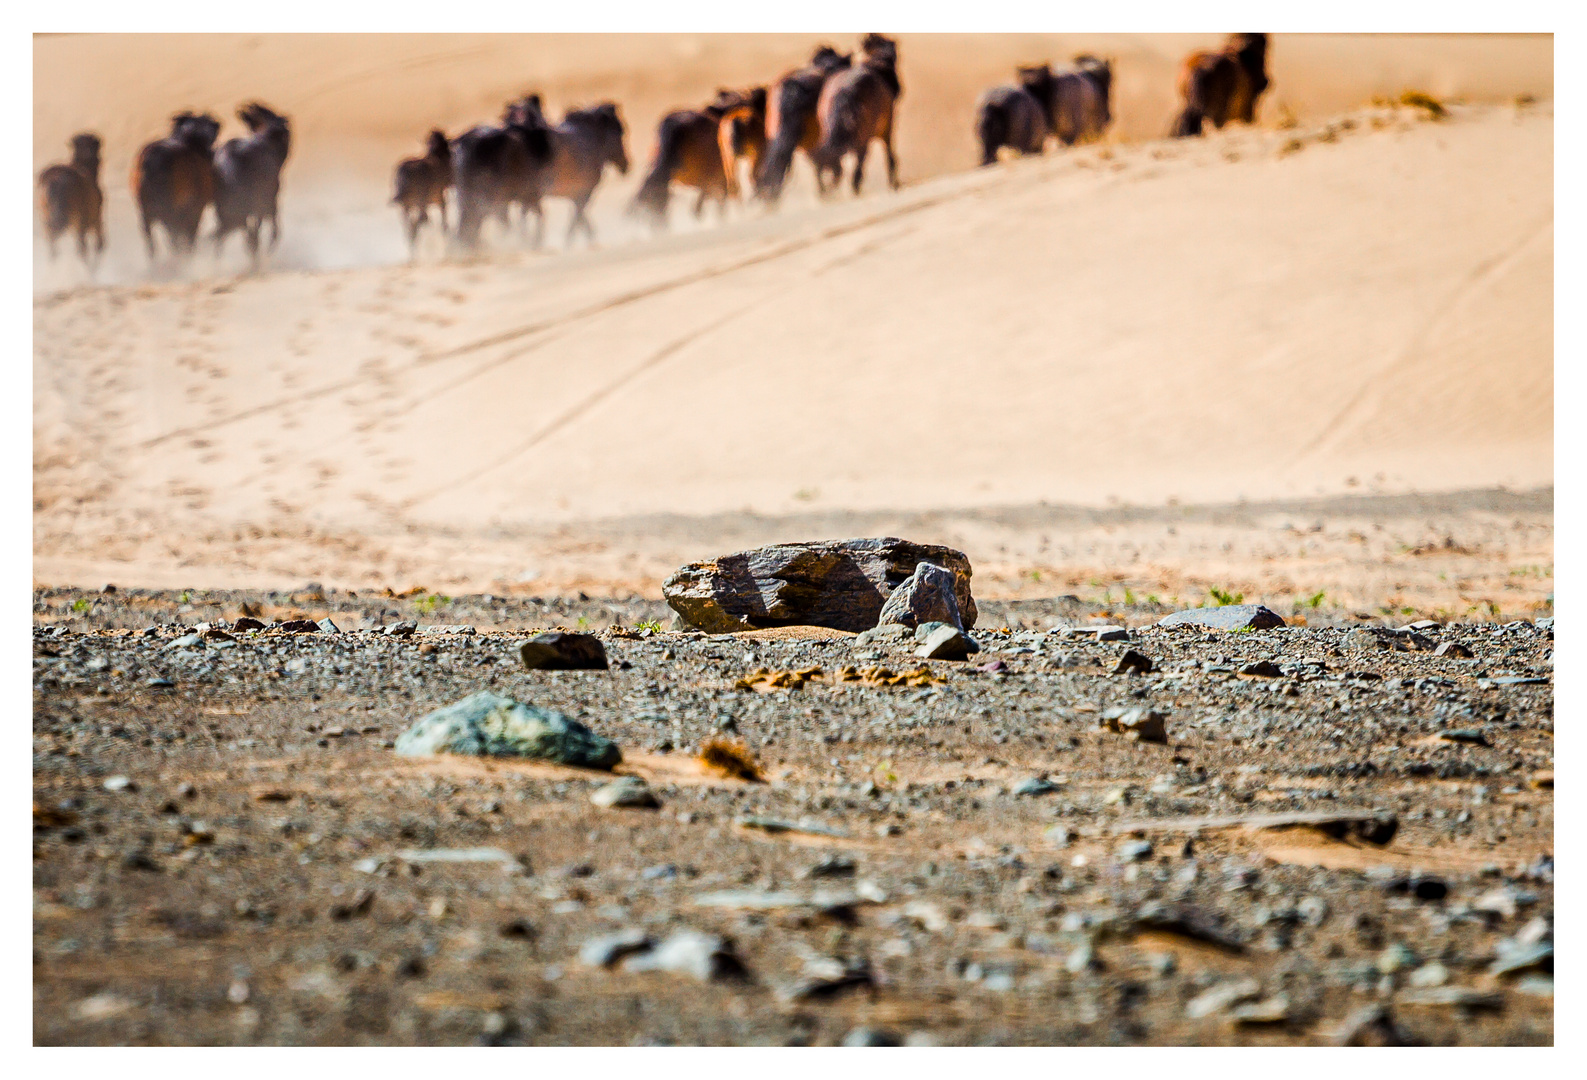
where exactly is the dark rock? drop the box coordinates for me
[519,632,609,671]
[231,617,266,632]
[876,562,963,631]
[1134,902,1246,954]
[1344,628,1393,651]
[1012,777,1060,797]
[1237,660,1283,678]
[1061,624,1129,641]
[277,619,320,633]
[579,927,652,967]
[663,538,976,634]
[1438,729,1489,746]
[621,930,745,981]
[1332,1004,1409,1046]
[1113,649,1154,675]
[1099,706,1168,744]
[1158,605,1285,631]
[394,691,621,769]
[915,624,978,661]
[1434,641,1474,658]
[383,621,417,637]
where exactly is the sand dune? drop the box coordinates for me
[33,35,1551,598]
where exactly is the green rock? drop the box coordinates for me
[395,691,621,769]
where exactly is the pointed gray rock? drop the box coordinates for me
[876,562,962,630]
[1158,605,1286,631]
[395,691,621,769]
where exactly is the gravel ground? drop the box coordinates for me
[33,588,1554,1046]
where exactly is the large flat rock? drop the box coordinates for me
[663,538,976,634]
[1158,604,1286,631]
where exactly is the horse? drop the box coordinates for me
[628,93,737,229]
[213,102,292,264]
[717,86,767,199]
[974,80,1049,165]
[755,44,852,203]
[811,33,902,196]
[38,133,105,266]
[450,94,554,250]
[1021,56,1112,147]
[539,102,628,247]
[1170,33,1270,137]
[392,129,453,254]
[132,111,221,262]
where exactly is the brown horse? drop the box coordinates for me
[540,102,629,247]
[132,111,221,262]
[213,102,292,264]
[812,33,902,196]
[393,129,453,253]
[717,86,767,199]
[38,133,105,266]
[756,44,852,203]
[628,94,736,229]
[1171,33,1270,137]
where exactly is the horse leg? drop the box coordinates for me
[268,208,281,252]
[884,131,900,190]
[693,190,707,220]
[140,215,155,262]
[531,202,545,250]
[852,143,869,196]
[246,220,261,267]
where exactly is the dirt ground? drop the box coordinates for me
[32,585,1553,1045]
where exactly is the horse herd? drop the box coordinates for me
[36,33,1271,270]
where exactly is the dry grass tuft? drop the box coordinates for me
[1399,90,1447,119]
[699,739,764,782]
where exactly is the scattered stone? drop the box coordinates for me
[1408,962,1450,988]
[1133,902,1246,954]
[72,991,134,1021]
[396,847,525,867]
[915,624,978,661]
[579,928,652,968]
[1489,938,1552,978]
[852,624,913,648]
[1113,649,1154,675]
[1376,943,1418,974]
[102,775,136,793]
[737,816,849,838]
[1109,809,1397,845]
[518,632,608,671]
[1438,729,1490,746]
[1116,839,1154,862]
[876,561,964,631]
[231,616,266,632]
[383,621,417,637]
[902,901,950,933]
[1098,706,1168,744]
[1185,977,1261,1019]
[1159,605,1285,631]
[842,1026,900,1047]
[1044,825,1073,848]
[394,691,621,769]
[1331,1004,1408,1046]
[663,538,976,634]
[1344,628,1393,652]
[420,624,476,636]
[316,618,341,634]
[1237,660,1283,678]
[1481,675,1549,687]
[698,739,764,781]
[1396,987,1504,1010]
[277,619,319,634]
[166,633,205,650]
[590,776,660,809]
[1061,624,1129,641]
[803,854,857,879]
[1229,994,1290,1024]
[1434,641,1474,659]
[785,955,874,1000]
[621,930,744,982]
[1513,976,1553,998]
[1011,776,1061,797]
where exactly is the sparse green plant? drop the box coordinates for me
[413,594,450,614]
[635,619,664,633]
[1027,570,1042,584]
[72,598,91,613]
[178,591,192,604]
[1209,587,1243,607]
[1123,587,1136,606]
[1146,594,1160,607]
[1304,590,1326,610]
[577,616,589,629]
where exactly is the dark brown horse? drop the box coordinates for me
[393,129,453,254]
[132,111,221,262]
[1018,56,1113,147]
[213,102,292,264]
[629,94,737,229]
[1170,33,1270,137]
[974,78,1048,165]
[540,102,629,247]
[451,94,554,250]
[812,33,901,196]
[756,44,852,203]
[38,133,105,265]
[717,86,767,199]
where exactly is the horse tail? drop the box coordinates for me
[40,170,75,235]
[757,79,818,201]
[629,113,686,222]
[975,99,1007,166]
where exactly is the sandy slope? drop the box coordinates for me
[32,35,1552,600]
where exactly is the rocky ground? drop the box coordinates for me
[33,587,1553,1045]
